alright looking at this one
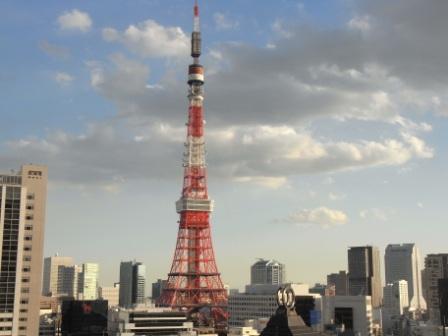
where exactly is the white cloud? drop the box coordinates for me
[213,12,239,31]
[54,72,74,85]
[102,20,189,58]
[359,208,389,221]
[57,9,92,32]
[282,207,348,228]
[417,202,424,208]
[272,19,293,38]
[348,15,372,32]
[234,176,288,189]
[329,192,347,201]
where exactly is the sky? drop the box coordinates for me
[1,0,447,291]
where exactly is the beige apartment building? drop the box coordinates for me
[0,165,47,336]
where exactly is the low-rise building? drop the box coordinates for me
[108,305,194,336]
[322,296,373,336]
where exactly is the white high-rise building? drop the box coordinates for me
[384,280,409,315]
[79,263,99,300]
[383,280,409,334]
[0,165,48,336]
[42,255,75,297]
[385,244,426,310]
[250,259,285,285]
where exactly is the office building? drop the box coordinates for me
[382,280,409,334]
[439,279,448,327]
[327,271,348,296]
[385,244,426,310]
[422,254,448,323]
[119,261,146,308]
[348,246,382,307]
[108,306,193,335]
[322,296,373,336]
[151,279,167,301]
[0,165,48,335]
[99,283,120,308]
[42,255,75,297]
[229,284,312,327]
[251,259,285,285]
[79,263,99,300]
[61,300,108,335]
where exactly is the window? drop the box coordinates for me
[24,246,32,251]
[25,215,33,220]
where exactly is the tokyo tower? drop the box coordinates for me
[158,0,228,329]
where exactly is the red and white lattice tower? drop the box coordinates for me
[158,0,228,328]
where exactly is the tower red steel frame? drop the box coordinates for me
[158,0,228,327]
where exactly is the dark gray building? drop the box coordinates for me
[119,261,146,308]
[348,246,382,307]
[151,279,167,301]
[327,271,348,296]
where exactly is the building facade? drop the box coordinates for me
[119,261,146,308]
[327,271,348,296]
[151,279,167,301]
[108,307,193,336]
[322,296,373,336]
[99,283,120,308]
[348,246,382,307]
[385,244,426,310]
[422,254,448,323]
[382,280,409,334]
[0,165,48,336]
[79,263,99,300]
[250,259,285,286]
[42,255,75,297]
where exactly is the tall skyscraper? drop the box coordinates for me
[382,280,409,335]
[79,263,99,300]
[348,246,382,307]
[119,261,146,308]
[132,263,146,305]
[384,244,426,310]
[422,254,448,322]
[0,164,48,335]
[42,255,75,297]
[327,271,348,296]
[250,259,285,285]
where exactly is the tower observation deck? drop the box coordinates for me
[157,0,228,332]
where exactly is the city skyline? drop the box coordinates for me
[1,0,447,290]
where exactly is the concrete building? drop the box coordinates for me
[385,244,426,310]
[108,306,193,335]
[422,254,448,323]
[99,283,120,308]
[251,259,285,285]
[327,271,348,296]
[348,246,383,308]
[229,285,278,327]
[79,263,99,300]
[383,280,409,334]
[119,261,146,308]
[229,284,314,327]
[42,255,75,297]
[322,296,373,336]
[0,165,48,335]
[151,279,167,301]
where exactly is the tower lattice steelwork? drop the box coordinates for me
[158,0,228,329]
